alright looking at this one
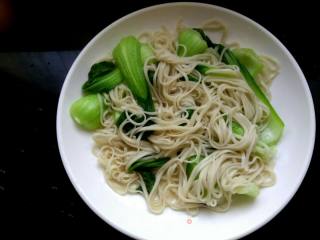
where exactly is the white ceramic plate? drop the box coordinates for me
[57,2,315,240]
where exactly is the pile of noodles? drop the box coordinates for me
[92,20,279,214]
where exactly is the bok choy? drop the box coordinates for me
[186,155,205,178]
[82,61,123,93]
[113,36,155,112]
[194,28,284,145]
[232,48,263,77]
[128,157,170,173]
[178,29,208,56]
[234,183,260,198]
[140,43,156,64]
[129,156,169,193]
[70,94,104,130]
[139,171,156,194]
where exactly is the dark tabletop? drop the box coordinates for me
[2,0,319,238]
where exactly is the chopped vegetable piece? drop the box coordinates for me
[128,157,169,173]
[232,48,263,77]
[113,36,155,112]
[234,183,260,198]
[178,29,208,56]
[147,70,155,84]
[196,64,239,78]
[140,43,156,64]
[115,111,154,139]
[70,94,103,130]
[129,156,169,194]
[88,61,115,80]
[186,155,205,177]
[112,111,122,124]
[140,171,155,193]
[186,109,194,119]
[82,68,123,93]
[232,121,244,136]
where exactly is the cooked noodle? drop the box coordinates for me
[93,20,279,214]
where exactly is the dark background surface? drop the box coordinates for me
[2,0,319,238]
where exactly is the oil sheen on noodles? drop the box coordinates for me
[93,20,279,214]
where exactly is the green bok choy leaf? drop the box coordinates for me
[194,28,284,145]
